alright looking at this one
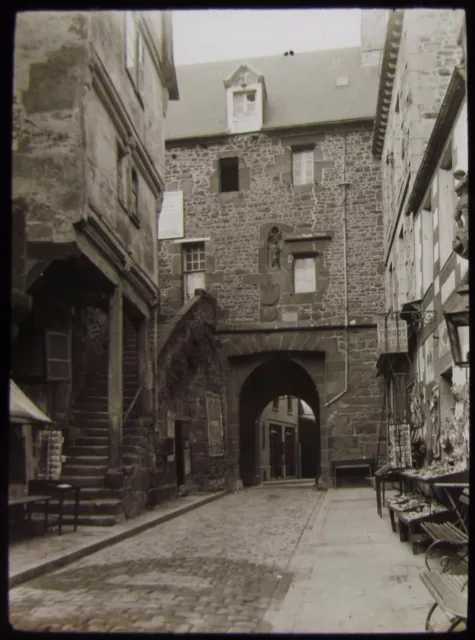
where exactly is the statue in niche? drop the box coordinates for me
[267,226,282,270]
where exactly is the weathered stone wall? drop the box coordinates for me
[13,12,91,243]
[90,11,168,181]
[160,123,384,326]
[84,86,158,279]
[381,9,464,258]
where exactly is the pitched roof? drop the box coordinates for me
[166,47,380,141]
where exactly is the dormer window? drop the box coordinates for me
[225,64,266,135]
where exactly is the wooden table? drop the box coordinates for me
[29,480,81,536]
[331,457,374,488]
[8,495,53,532]
[375,466,403,517]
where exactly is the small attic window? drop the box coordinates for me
[233,90,256,116]
[336,77,349,87]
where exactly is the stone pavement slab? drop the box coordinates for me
[8,491,226,588]
[261,488,453,633]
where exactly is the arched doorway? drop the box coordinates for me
[239,356,320,486]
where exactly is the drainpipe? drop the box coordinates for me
[325,132,349,407]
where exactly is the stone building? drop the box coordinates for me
[159,11,388,488]
[373,9,469,467]
[258,396,299,481]
[11,10,179,523]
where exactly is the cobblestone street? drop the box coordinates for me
[9,487,324,633]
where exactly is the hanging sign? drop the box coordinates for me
[377,314,408,354]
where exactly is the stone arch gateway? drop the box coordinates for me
[238,355,320,486]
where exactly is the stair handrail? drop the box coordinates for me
[123,382,145,427]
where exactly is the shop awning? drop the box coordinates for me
[9,380,53,424]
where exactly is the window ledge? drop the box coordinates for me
[293,183,315,193]
[285,232,333,243]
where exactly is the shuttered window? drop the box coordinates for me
[207,393,224,456]
[45,331,71,381]
[293,150,314,185]
[233,90,256,117]
[294,257,316,293]
[125,11,145,98]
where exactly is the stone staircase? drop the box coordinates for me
[35,318,147,527]
[58,372,125,526]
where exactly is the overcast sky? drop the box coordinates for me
[172,9,362,67]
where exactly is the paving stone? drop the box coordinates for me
[6,488,324,633]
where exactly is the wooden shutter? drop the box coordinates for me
[302,150,314,184]
[137,30,145,95]
[293,152,303,185]
[233,92,245,116]
[45,331,71,381]
[125,12,137,78]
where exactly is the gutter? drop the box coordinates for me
[325,132,349,407]
[165,117,376,147]
[372,10,404,158]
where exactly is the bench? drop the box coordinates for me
[420,571,468,632]
[331,457,373,488]
[421,486,469,572]
[8,494,53,533]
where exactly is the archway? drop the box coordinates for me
[239,356,320,486]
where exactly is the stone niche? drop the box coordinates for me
[255,222,332,322]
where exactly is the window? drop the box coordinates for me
[117,142,128,208]
[294,256,316,293]
[183,243,206,301]
[272,398,279,412]
[129,167,139,224]
[287,396,293,415]
[438,144,456,268]
[293,149,314,185]
[233,90,256,117]
[421,193,433,295]
[387,263,394,311]
[45,331,71,381]
[219,157,239,192]
[125,11,145,97]
[397,227,406,308]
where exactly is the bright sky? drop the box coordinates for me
[172,9,362,67]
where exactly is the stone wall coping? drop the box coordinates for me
[284,232,333,243]
[217,319,377,334]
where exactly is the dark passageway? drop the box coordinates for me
[239,355,320,486]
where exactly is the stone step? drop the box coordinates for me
[79,427,109,437]
[29,512,122,527]
[62,464,108,477]
[75,436,109,447]
[60,475,106,488]
[74,401,109,412]
[71,455,109,465]
[123,454,141,464]
[72,487,126,500]
[123,436,148,447]
[33,498,123,516]
[72,409,109,418]
[67,445,109,457]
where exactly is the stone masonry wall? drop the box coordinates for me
[161,122,384,327]
[13,12,91,244]
[381,9,464,257]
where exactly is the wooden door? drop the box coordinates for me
[284,427,296,477]
[269,424,283,479]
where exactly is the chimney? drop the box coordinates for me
[360,9,388,67]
